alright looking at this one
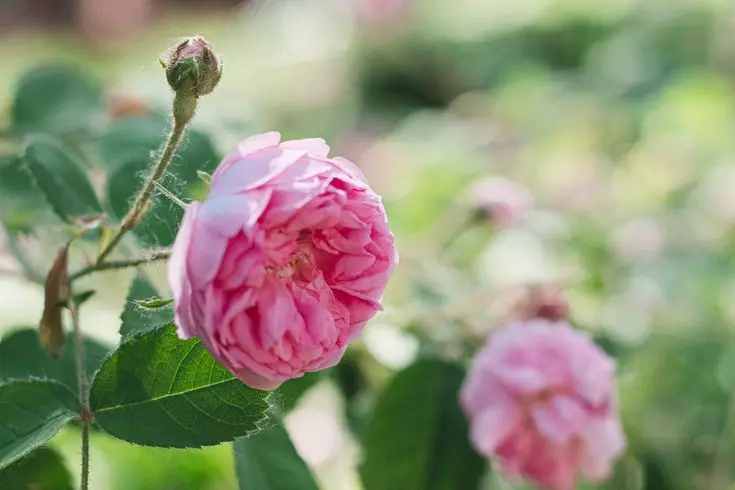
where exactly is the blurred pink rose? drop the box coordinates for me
[469,176,533,228]
[168,132,398,390]
[461,320,625,490]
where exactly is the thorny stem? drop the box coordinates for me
[96,102,194,264]
[70,248,171,282]
[66,281,90,490]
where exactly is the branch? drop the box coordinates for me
[70,248,171,282]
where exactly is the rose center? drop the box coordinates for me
[265,229,317,282]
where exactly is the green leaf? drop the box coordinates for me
[360,359,485,490]
[277,372,324,413]
[0,446,73,490]
[0,380,79,469]
[11,65,103,135]
[234,422,319,490]
[134,297,174,309]
[0,328,110,394]
[57,289,96,309]
[120,275,172,341]
[24,136,102,223]
[0,155,51,233]
[90,325,271,448]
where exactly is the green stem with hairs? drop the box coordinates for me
[70,248,171,282]
[96,94,197,265]
[66,281,90,490]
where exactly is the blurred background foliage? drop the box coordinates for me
[2,0,735,488]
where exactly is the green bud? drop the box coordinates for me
[161,34,222,98]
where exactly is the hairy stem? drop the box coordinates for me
[66,281,90,490]
[96,99,195,264]
[70,248,171,282]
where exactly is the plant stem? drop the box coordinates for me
[70,248,171,282]
[96,108,193,264]
[66,281,90,490]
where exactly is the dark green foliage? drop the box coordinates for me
[0,328,109,393]
[277,372,325,413]
[23,136,102,222]
[0,446,74,490]
[11,65,103,135]
[360,359,485,490]
[234,422,319,490]
[0,380,79,469]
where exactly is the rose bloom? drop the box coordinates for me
[168,132,398,390]
[461,319,625,490]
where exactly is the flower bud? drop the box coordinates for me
[162,35,222,98]
[520,284,569,322]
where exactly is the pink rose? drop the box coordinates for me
[461,320,625,490]
[168,132,398,390]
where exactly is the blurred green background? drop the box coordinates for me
[2,0,735,488]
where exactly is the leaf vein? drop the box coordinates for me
[94,377,237,413]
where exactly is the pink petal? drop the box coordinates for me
[168,201,200,299]
[280,138,330,157]
[188,191,271,287]
[470,401,522,455]
[211,147,308,197]
[233,366,285,391]
[168,201,201,338]
[579,417,626,481]
[212,131,281,185]
[257,278,300,349]
[317,156,369,185]
[530,394,587,444]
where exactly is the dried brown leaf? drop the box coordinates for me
[39,245,69,357]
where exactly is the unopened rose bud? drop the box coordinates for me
[520,284,569,321]
[162,34,222,99]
